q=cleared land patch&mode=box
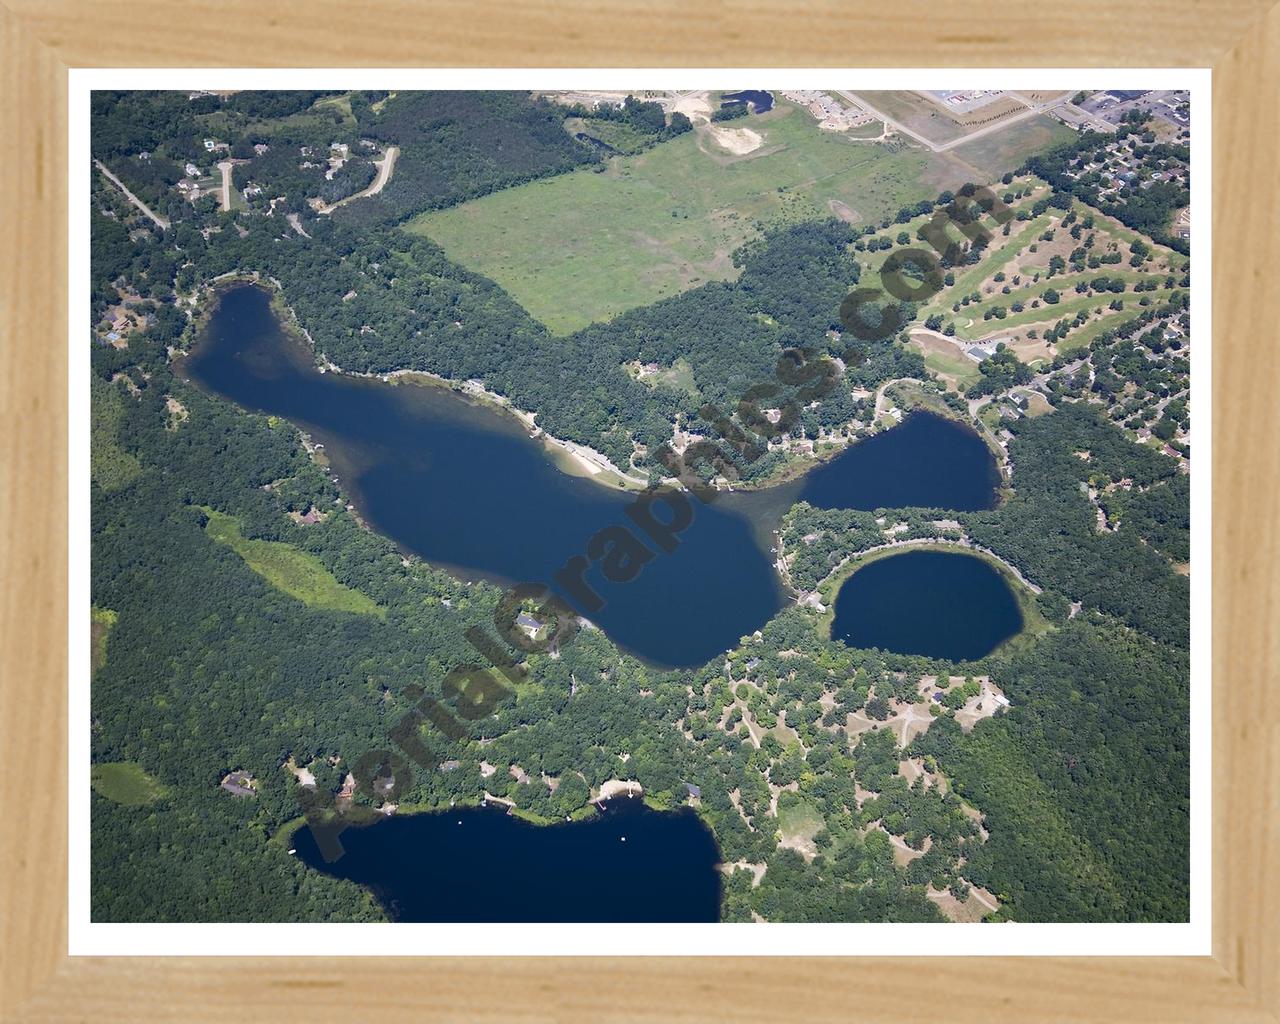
[406,99,974,334]
[626,356,699,396]
[563,116,656,155]
[92,761,167,805]
[776,792,825,858]
[203,508,383,616]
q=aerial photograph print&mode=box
[86,84,1194,931]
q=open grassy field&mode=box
[203,508,383,617]
[91,761,167,805]
[947,115,1075,180]
[406,99,979,334]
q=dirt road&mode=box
[316,146,399,214]
[94,160,170,229]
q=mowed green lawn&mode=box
[203,508,383,617]
[405,100,961,334]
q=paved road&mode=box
[839,91,1071,154]
[94,159,170,229]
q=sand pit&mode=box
[910,328,969,362]
[707,124,763,155]
[672,92,713,122]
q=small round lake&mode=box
[830,549,1023,661]
[292,798,722,922]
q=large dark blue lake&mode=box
[292,798,721,922]
[185,284,1000,667]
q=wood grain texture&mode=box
[1212,3,1280,1015]
[0,0,1276,1019]
[0,3,69,1020]
[2,0,1278,66]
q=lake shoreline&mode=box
[187,276,664,494]
[815,540,1050,661]
[283,794,725,922]
[177,275,999,504]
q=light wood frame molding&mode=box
[2,3,1277,1020]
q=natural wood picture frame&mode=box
[2,2,1276,1019]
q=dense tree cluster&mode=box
[115,206,908,482]
[967,345,1034,398]
[332,91,602,227]
[562,94,693,140]
[913,617,1188,921]
[964,402,1188,647]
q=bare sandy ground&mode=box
[953,677,1008,732]
[284,755,316,788]
[706,123,763,155]
[720,860,767,886]
[596,779,643,800]
[164,395,189,430]
[671,92,713,121]
[908,328,972,382]
[827,199,861,223]
[867,823,929,866]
